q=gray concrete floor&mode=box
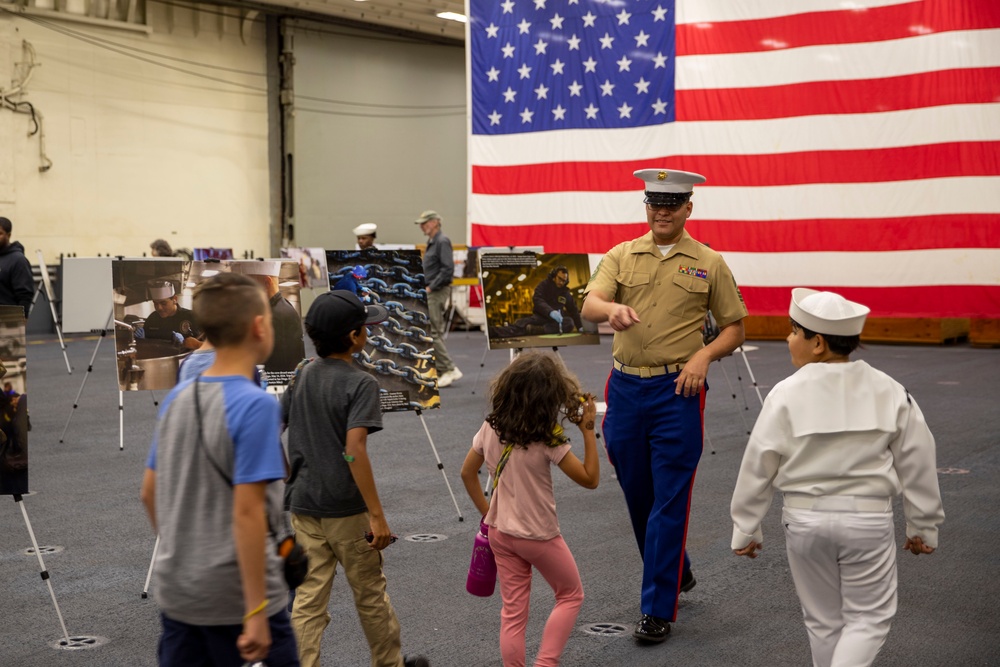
[2,330,999,666]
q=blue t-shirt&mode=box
[147,375,287,625]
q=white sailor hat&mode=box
[634,168,706,206]
[148,280,175,300]
[789,288,870,336]
[232,260,281,277]
[352,223,377,237]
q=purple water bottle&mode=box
[466,520,497,597]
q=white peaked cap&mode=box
[148,280,175,300]
[353,223,377,236]
[789,288,870,336]
[633,168,706,194]
[233,260,281,277]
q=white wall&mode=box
[0,3,272,264]
[288,20,466,251]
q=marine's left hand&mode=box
[903,536,935,555]
[674,353,710,397]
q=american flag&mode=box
[467,0,1000,318]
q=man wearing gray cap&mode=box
[582,169,748,643]
[415,211,461,388]
[353,224,378,251]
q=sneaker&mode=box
[404,656,430,667]
[437,368,462,388]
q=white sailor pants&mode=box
[782,497,898,667]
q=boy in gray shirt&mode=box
[281,290,429,667]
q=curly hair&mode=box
[486,352,584,449]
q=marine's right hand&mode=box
[607,304,640,331]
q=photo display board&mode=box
[0,306,28,496]
[326,249,440,413]
[481,252,599,351]
[111,259,305,391]
[281,247,330,289]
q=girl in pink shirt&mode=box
[461,352,600,667]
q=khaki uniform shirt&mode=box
[585,230,748,367]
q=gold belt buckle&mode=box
[639,366,651,378]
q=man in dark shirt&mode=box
[0,217,35,318]
[233,261,305,377]
[140,280,202,350]
[415,210,461,388]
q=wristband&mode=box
[243,599,268,622]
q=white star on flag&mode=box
[651,5,668,21]
[568,80,583,96]
[634,30,650,47]
[616,9,631,25]
[583,57,597,72]
[599,33,615,49]
[582,12,596,27]
[500,0,514,14]
[502,87,517,103]
[617,55,632,72]
[617,101,633,118]
[534,83,549,99]
[517,19,531,34]
[600,79,615,96]
[518,63,532,79]
[534,39,548,55]
[488,110,502,125]
[653,52,667,68]
[652,98,668,114]
[486,67,500,82]
[549,13,563,29]
[567,34,581,50]
[520,108,534,123]
[584,104,599,119]
[502,43,515,58]
[552,104,566,120]
[634,77,650,94]
[485,23,499,38]
[550,58,565,75]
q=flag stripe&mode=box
[471,216,1000,255]
[686,215,1000,252]
[740,285,1000,318]
[676,0,914,24]
[471,177,1000,226]
[723,249,1000,287]
[469,104,1000,164]
[677,0,1000,56]
[676,67,1000,121]
[472,141,1000,193]
[676,30,1000,89]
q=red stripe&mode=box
[677,0,1000,56]
[471,217,1000,254]
[472,222,649,254]
[686,215,1000,252]
[741,285,1000,318]
[676,68,1000,121]
[471,141,1000,193]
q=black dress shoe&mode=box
[680,569,697,593]
[633,614,671,643]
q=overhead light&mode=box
[436,11,467,23]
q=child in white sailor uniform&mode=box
[730,288,945,667]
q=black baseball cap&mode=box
[304,290,388,338]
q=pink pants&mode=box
[489,528,584,667]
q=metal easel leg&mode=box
[737,346,766,407]
[14,495,72,646]
[60,311,112,443]
[415,409,464,522]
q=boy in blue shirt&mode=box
[141,273,299,666]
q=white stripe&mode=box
[676,0,915,25]
[725,249,1000,287]
[470,177,1000,225]
[676,29,1000,89]
[468,104,1000,165]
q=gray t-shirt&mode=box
[148,376,288,625]
[281,358,383,517]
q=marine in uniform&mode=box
[582,169,748,643]
[139,280,202,350]
[353,223,378,250]
[730,289,944,667]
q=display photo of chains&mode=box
[327,249,441,412]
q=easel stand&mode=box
[12,494,74,647]
[414,408,464,522]
[60,310,145,450]
[142,535,160,598]
[30,280,72,375]
[60,312,112,444]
